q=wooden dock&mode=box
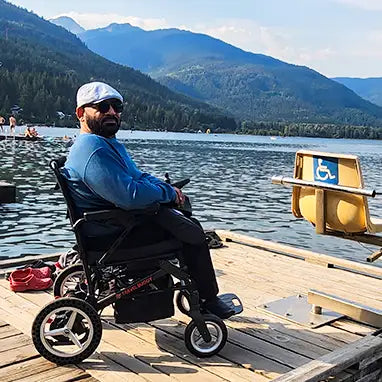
[0,230,381,381]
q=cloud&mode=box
[333,0,382,11]
[184,19,334,68]
[53,12,168,30]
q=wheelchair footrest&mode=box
[218,293,243,315]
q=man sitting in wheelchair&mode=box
[63,81,235,320]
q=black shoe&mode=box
[203,296,235,319]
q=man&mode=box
[9,115,16,136]
[63,81,234,319]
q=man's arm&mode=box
[83,148,177,210]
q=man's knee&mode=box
[155,207,206,245]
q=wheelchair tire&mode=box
[53,264,85,298]
[32,297,102,365]
[175,291,190,315]
[184,314,227,358]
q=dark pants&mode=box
[151,207,219,300]
[84,207,219,300]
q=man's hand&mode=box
[173,186,186,206]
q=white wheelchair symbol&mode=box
[315,158,336,181]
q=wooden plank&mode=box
[95,325,174,382]
[121,319,284,380]
[0,334,31,353]
[272,334,382,382]
[213,239,382,305]
[0,288,169,382]
[212,241,382,307]
[14,279,278,380]
[79,351,147,382]
[307,290,382,328]
[0,357,57,382]
[0,344,39,367]
[216,230,382,278]
[150,317,307,369]
[0,324,22,339]
[331,319,376,337]
[209,267,363,345]
[16,364,90,382]
[99,321,229,382]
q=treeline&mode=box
[239,121,382,139]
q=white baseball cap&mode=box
[76,82,123,108]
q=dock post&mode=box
[0,181,16,203]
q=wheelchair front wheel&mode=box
[32,297,102,365]
[176,291,191,315]
[184,314,227,357]
[53,264,85,298]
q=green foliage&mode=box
[0,0,237,131]
[239,121,382,139]
[159,61,382,127]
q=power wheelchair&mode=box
[32,157,242,365]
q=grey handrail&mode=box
[271,176,376,198]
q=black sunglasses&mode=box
[85,99,123,114]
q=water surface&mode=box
[1,128,382,267]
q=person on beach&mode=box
[0,116,5,133]
[9,115,16,136]
[63,81,234,319]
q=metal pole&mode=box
[271,176,376,197]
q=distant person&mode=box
[24,126,38,138]
[0,116,5,133]
[9,116,16,136]
[31,127,38,137]
[24,126,33,138]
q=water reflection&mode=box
[1,132,382,267]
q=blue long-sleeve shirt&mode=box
[63,133,176,214]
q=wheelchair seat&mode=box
[87,238,183,266]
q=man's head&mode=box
[76,82,124,138]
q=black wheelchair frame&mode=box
[31,157,233,365]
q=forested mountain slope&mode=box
[333,77,382,107]
[0,1,236,131]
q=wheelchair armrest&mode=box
[83,204,160,222]
[83,209,121,222]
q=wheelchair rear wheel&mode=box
[32,297,102,365]
[184,314,227,357]
[54,264,85,298]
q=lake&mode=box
[1,127,382,267]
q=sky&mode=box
[8,0,382,78]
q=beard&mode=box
[86,114,121,138]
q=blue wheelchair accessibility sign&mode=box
[313,156,338,184]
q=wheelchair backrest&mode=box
[292,150,369,233]
[50,157,81,227]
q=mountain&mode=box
[80,23,382,126]
[0,1,236,132]
[333,77,382,107]
[50,16,85,35]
